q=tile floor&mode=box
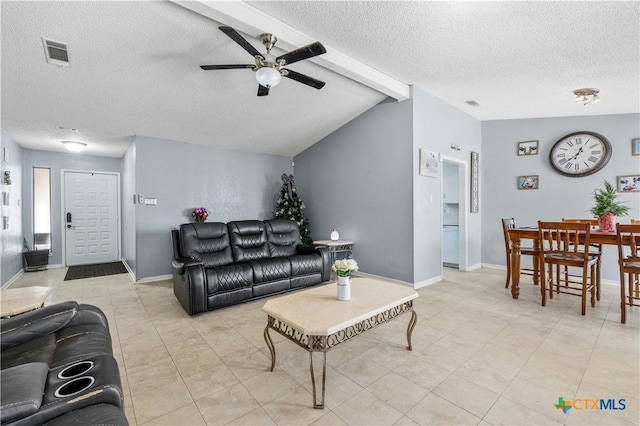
[6,267,639,425]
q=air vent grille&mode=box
[42,38,69,67]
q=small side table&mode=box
[1,286,51,317]
[313,240,354,267]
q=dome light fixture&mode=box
[573,88,600,105]
[62,141,87,152]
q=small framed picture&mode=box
[2,147,7,162]
[632,138,640,156]
[617,175,640,192]
[517,175,539,190]
[419,149,439,178]
[517,140,539,156]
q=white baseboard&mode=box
[466,263,483,271]
[2,269,24,289]
[136,274,172,284]
[353,271,414,287]
[482,263,507,271]
[414,275,443,289]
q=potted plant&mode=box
[22,238,49,271]
[590,180,629,231]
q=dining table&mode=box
[507,226,622,299]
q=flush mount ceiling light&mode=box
[574,88,600,105]
[62,141,86,152]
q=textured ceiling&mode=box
[1,1,638,158]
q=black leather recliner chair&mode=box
[172,219,330,315]
[1,301,128,425]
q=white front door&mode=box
[64,171,119,266]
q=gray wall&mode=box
[295,97,415,282]
[1,130,24,286]
[412,86,482,282]
[21,149,122,267]
[295,87,482,285]
[132,136,292,280]
[482,113,640,281]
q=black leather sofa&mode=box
[0,301,128,425]
[171,219,330,315]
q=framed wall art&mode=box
[517,140,538,156]
[419,149,439,178]
[632,138,640,156]
[617,175,640,192]
[517,175,539,190]
[470,151,479,212]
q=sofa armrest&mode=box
[172,257,203,276]
[1,301,78,350]
[296,245,330,281]
[0,362,49,424]
[173,262,207,316]
[296,244,319,254]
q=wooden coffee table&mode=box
[1,286,51,317]
[262,277,418,409]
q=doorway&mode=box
[63,171,120,266]
[441,157,467,270]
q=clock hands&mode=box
[569,146,584,160]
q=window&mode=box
[33,167,51,250]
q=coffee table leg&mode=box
[264,325,276,372]
[407,310,417,350]
[309,351,327,409]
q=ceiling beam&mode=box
[171,0,410,101]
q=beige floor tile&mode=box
[332,390,404,425]
[393,416,419,425]
[183,363,240,401]
[261,385,327,425]
[242,370,300,405]
[334,354,390,388]
[195,383,260,425]
[433,374,499,418]
[311,411,348,426]
[131,378,194,425]
[367,371,429,414]
[405,393,481,425]
[141,403,206,425]
[483,396,561,425]
[502,377,569,423]
[453,359,515,394]
[8,267,640,426]
[225,407,276,425]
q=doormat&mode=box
[64,261,128,281]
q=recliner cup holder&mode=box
[54,376,95,398]
[57,360,95,379]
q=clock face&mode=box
[549,131,612,177]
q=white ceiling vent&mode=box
[42,38,69,67]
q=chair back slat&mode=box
[538,221,591,259]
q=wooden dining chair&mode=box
[538,221,598,315]
[562,218,602,301]
[615,223,640,324]
[501,218,537,288]
[631,219,640,224]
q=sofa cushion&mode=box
[265,219,300,257]
[180,223,233,267]
[0,362,48,424]
[228,221,270,262]
[205,263,253,294]
[250,257,291,283]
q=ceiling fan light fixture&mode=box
[573,88,600,105]
[256,66,281,88]
[62,141,86,152]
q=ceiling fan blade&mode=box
[200,64,255,70]
[282,69,325,89]
[257,85,269,96]
[219,26,263,59]
[276,42,326,65]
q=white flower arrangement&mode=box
[332,258,358,277]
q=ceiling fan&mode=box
[200,26,327,96]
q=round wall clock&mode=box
[548,131,612,177]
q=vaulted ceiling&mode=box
[1,1,638,158]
